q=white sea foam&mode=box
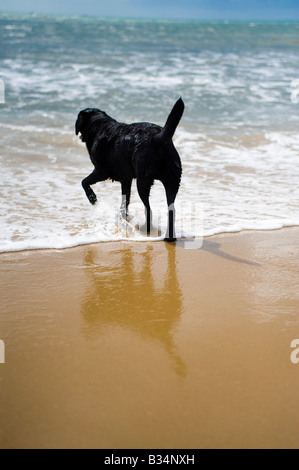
[0,122,298,253]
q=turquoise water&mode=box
[0,13,299,250]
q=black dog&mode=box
[75,98,184,242]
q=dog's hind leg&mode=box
[137,179,153,234]
[82,169,102,205]
[120,180,132,220]
[162,184,178,242]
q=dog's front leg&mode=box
[82,169,101,205]
[137,179,153,234]
[120,180,132,219]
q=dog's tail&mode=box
[160,97,185,140]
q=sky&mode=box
[0,0,299,21]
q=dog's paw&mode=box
[164,237,177,243]
[120,210,131,221]
[89,195,97,205]
[137,223,153,235]
[86,189,97,205]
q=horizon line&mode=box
[1,9,299,23]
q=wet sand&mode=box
[0,228,299,449]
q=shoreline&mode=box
[1,227,299,449]
[1,224,299,256]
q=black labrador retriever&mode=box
[75,98,184,242]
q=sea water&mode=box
[0,13,299,251]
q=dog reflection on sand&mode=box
[80,243,186,377]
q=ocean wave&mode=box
[1,220,298,254]
[1,126,299,254]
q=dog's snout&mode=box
[75,119,80,135]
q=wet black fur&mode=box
[75,98,184,242]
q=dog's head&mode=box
[75,108,101,142]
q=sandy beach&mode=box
[1,7,299,452]
[0,227,298,449]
